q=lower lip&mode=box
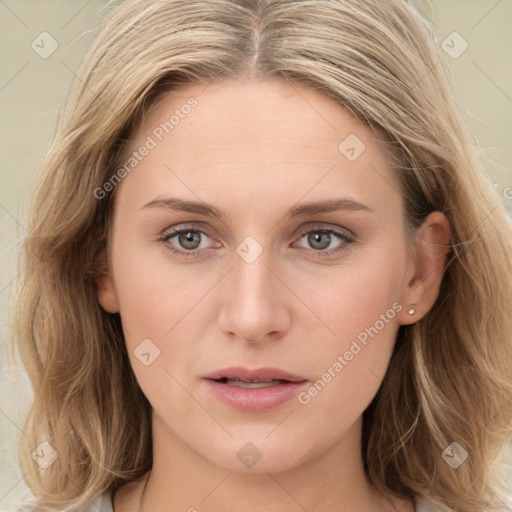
[204,379,308,412]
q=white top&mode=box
[2,492,454,511]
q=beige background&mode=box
[1,0,511,508]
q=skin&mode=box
[96,79,450,512]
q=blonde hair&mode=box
[13,0,512,510]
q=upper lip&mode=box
[203,366,307,382]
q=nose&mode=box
[217,244,291,344]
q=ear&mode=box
[94,248,120,314]
[398,211,451,325]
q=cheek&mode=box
[304,241,406,339]
[294,244,406,407]
[109,229,206,338]
[112,222,407,353]
[110,249,202,409]
[112,219,406,384]
[108,232,222,401]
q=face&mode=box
[97,79,435,474]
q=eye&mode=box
[294,227,354,257]
[159,226,219,258]
[158,224,355,259]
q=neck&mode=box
[116,412,414,512]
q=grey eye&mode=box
[307,231,332,250]
[177,230,202,250]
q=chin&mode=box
[197,431,317,474]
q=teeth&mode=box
[224,378,284,388]
[231,378,274,382]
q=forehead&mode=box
[138,79,380,159]
[118,79,402,217]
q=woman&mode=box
[8,0,512,511]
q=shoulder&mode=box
[415,495,453,511]
[1,491,113,512]
[415,493,512,512]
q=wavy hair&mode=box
[12,0,512,510]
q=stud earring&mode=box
[408,308,416,315]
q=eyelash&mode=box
[158,225,355,259]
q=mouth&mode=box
[202,367,308,411]
[203,366,306,383]
[213,377,296,388]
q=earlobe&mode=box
[399,211,451,325]
[94,249,120,314]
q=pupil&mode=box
[180,231,200,250]
[309,231,330,250]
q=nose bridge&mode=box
[218,236,289,342]
[234,243,273,303]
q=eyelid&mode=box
[160,221,354,241]
[160,223,211,239]
[292,225,355,257]
[160,224,220,247]
[295,221,355,240]
[158,221,356,258]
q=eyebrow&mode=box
[141,197,373,219]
